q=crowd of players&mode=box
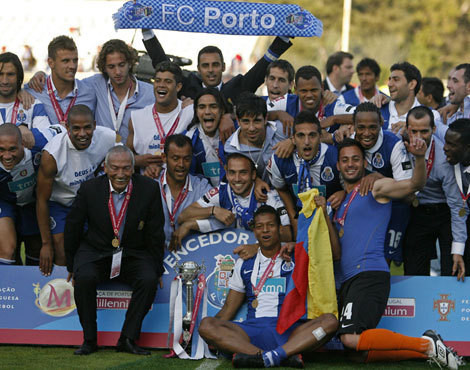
[0,30,469,368]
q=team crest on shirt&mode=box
[321,166,334,181]
[372,152,385,169]
[206,254,236,309]
[33,153,42,166]
[20,169,27,177]
[17,110,27,123]
[281,260,295,272]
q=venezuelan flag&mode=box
[276,188,338,334]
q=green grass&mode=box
[0,346,468,370]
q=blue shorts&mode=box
[233,317,301,351]
[0,199,39,236]
[49,201,71,234]
[385,201,411,263]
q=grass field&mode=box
[0,346,468,370]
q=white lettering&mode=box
[161,4,176,23]
[164,254,177,274]
[237,232,249,245]
[224,231,237,244]
[185,238,199,252]
[222,13,237,28]
[198,234,210,248]
[209,232,222,245]
[204,7,220,26]
[172,246,189,260]
[260,14,275,29]
[250,10,259,28]
[177,5,194,25]
[238,13,250,28]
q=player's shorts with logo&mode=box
[337,271,390,335]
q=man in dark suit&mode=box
[64,145,165,356]
[322,51,354,96]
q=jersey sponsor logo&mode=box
[341,323,354,328]
[401,161,412,170]
[7,174,36,192]
[243,269,253,274]
[321,166,334,181]
[202,161,220,178]
[372,152,385,168]
[281,261,294,272]
[257,277,286,294]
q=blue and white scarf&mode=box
[113,0,322,37]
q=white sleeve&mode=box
[333,99,355,115]
[196,187,221,207]
[267,190,290,226]
[267,155,286,189]
[228,258,246,293]
[391,141,413,180]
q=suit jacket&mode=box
[322,78,354,94]
[64,174,165,276]
[143,36,292,108]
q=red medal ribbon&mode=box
[46,76,77,125]
[186,274,206,344]
[252,252,280,297]
[333,184,360,227]
[152,104,181,151]
[108,180,133,243]
[425,140,435,179]
[10,98,20,125]
[160,170,189,229]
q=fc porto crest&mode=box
[433,294,455,321]
[17,110,27,123]
[372,152,385,169]
[321,166,334,182]
[206,254,235,309]
[285,9,314,30]
[124,1,153,22]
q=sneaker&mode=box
[232,352,265,368]
[422,330,460,369]
[281,354,304,368]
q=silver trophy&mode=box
[174,261,206,345]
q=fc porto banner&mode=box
[113,0,323,37]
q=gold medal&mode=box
[138,220,144,230]
[154,149,162,156]
[459,208,466,217]
[412,198,419,207]
[115,133,122,143]
[112,237,120,248]
[251,299,259,308]
[339,228,344,238]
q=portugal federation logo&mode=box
[33,279,76,317]
[433,294,455,322]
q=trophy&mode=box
[174,261,206,347]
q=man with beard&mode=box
[403,106,466,279]
[335,138,461,369]
[36,105,115,276]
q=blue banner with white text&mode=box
[113,0,323,37]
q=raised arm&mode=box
[372,137,427,202]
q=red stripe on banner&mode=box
[0,329,168,348]
[276,241,309,334]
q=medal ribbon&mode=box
[333,184,360,227]
[425,139,435,179]
[107,79,132,133]
[46,76,77,124]
[230,186,258,229]
[10,98,20,125]
[454,164,470,203]
[153,104,181,151]
[252,252,280,298]
[108,180,133,244]
[160,170,190,228]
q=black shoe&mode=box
[116,337,151,355]
[74,340,97,355]
[232,352,265,368]
[422,329,460,370]
[281,354,304,368]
